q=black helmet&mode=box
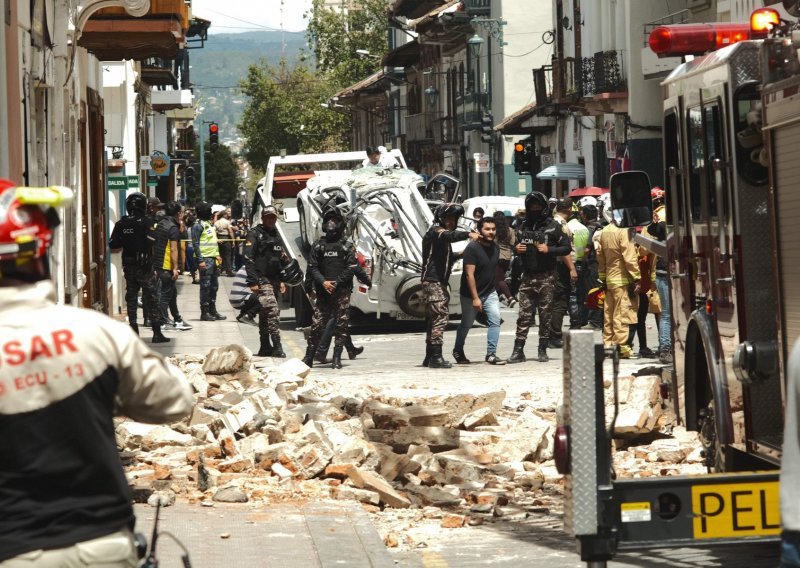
[524,191,548,212]
[434,203,464,224]
[196,201,213,221]
[279,258,303,287]
[322,207,345,237]
[126,192,147,214]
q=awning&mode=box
[536,163,586,180]
[382,40,420,68]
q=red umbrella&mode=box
[568,186,608,198]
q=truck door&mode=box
[701,98,739,337]
[664,104,694,379]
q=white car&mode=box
[296,167,463,320]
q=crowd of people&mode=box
[418,187,673,367]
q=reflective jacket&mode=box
[0,281,193,563]
[597,224,640,289]
[191,220,219,262]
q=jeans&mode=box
[656,273,671,352]
[199,256,220,306]
[782,531,800,567]
[454,290,501,356]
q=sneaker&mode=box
[485,353,506,365]
[619,346,639,359]
[173,319,193,331]
[236,313,259,327]
[659,350,673,364]
[638,347,658,359]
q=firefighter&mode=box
[597,206,641,359]
[243,205,288,357]
[507,191,571,364]
[0,179,193,567]
[302,207,359,369]
[191,202,226,322]
[109,191,158,337]
[420,203,478,368]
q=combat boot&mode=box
[331,346,344,369]
[422,344,431,367]
[302,344,318,367]
[209,302,227,320]
[257,335,273,357]
[506,339,526,364]
[345,336,363,360]
[200,305,215,321]
[270,334,286,358]
[428,345,452,369]
[537,340,550,363]
[152,324,170,344]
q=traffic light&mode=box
[184,166,195,187]
[480,112,494,144]
[209,122,219,152]
[514,141,532,174]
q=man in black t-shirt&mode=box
[452,217,505,365]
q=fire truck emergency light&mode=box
[649,23,752,57]
[750,8,780,38]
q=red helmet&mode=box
[651,187,665,200]
[0,180,72,282]
[586,287,605,310]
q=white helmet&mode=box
[596,193,611,210]
[578,196,597,208]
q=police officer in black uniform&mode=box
[303,207,358,370]
[243,205,288,357]
[420,203,477,368]
[507,191,571,364]
[109,192,163,339]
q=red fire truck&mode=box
[557,7,799,564]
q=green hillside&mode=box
[190,31,308,143]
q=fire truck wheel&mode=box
[396,276,427,319]
[698,400,726,473]
[294,286,313,327]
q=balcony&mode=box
[464,0,490,16]
[581,50,627,97]
[405,113,435,143]
[151,88,193,111]
[141,57,177,88]
[434,116,459,146]
[78,0,190,61]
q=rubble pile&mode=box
[119,346,704,546]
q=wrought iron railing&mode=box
[463,0,490,16]
[581,50,626,97]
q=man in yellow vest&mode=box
[191,202,226,321]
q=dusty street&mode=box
[131,277,782,567]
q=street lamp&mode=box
[355,49,380,59]
[424,86,439,108]
[468,33,484,58]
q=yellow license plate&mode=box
[691,480,781,539]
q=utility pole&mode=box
[199,120,206,201]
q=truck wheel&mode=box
[694,342,729,473]
[294,286,313,327]
[298,202,310,251]
[396,276,426,319]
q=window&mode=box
[733,83,768,186]
[703,104,722,219]
[664,110,681,225]
[687,107,704,220]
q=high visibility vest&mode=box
[198,221,219,258]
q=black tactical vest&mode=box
[318,240,348,279]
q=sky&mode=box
[191,0,314,35]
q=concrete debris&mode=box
[123,349,702,549]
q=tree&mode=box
[186,142,239,205]
[306,0,389,88]
[238,59,350,168]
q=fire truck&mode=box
[557,7,800,565]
